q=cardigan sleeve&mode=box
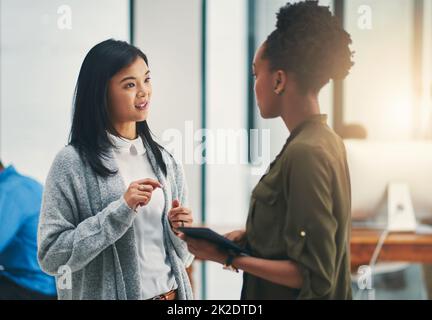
[165,153,195,268]
[37,147,137,276]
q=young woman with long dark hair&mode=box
[38,39,194,300]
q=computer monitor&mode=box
[345,140,432,227]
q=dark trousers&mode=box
[0,276,57,300]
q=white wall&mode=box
[0,0,130,182]
[205,0,248,300]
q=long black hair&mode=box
[69,39,167,177]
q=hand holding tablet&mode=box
[177,227,251,256]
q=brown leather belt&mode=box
[148,289,177,300]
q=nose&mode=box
[137,87,149,98]
[137,80,150,97]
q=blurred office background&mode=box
[1,0,432,299]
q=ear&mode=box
[273,70,287,95]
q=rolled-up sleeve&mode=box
[282,144,337,299]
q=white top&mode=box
[107,132,177,299]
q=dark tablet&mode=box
[178,227,250,255]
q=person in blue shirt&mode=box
[0,160,57,299]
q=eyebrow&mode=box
[120,70,151,83]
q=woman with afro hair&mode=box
[182,1,354,299]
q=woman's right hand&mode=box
[224,229,246,246]
[124,178,163,211]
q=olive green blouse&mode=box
[241,114,352,300]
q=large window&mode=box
[344,0,432,140]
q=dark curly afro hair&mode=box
[263,1,354,94]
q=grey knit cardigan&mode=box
[37,141,194,300]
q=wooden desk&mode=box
[350,228,432,270]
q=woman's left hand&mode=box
[179,234,228,264]
[168,199,193,235]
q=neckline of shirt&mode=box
[107,132,147,156]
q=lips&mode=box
[135,101,149,110]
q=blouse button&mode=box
[129,145,138,155]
